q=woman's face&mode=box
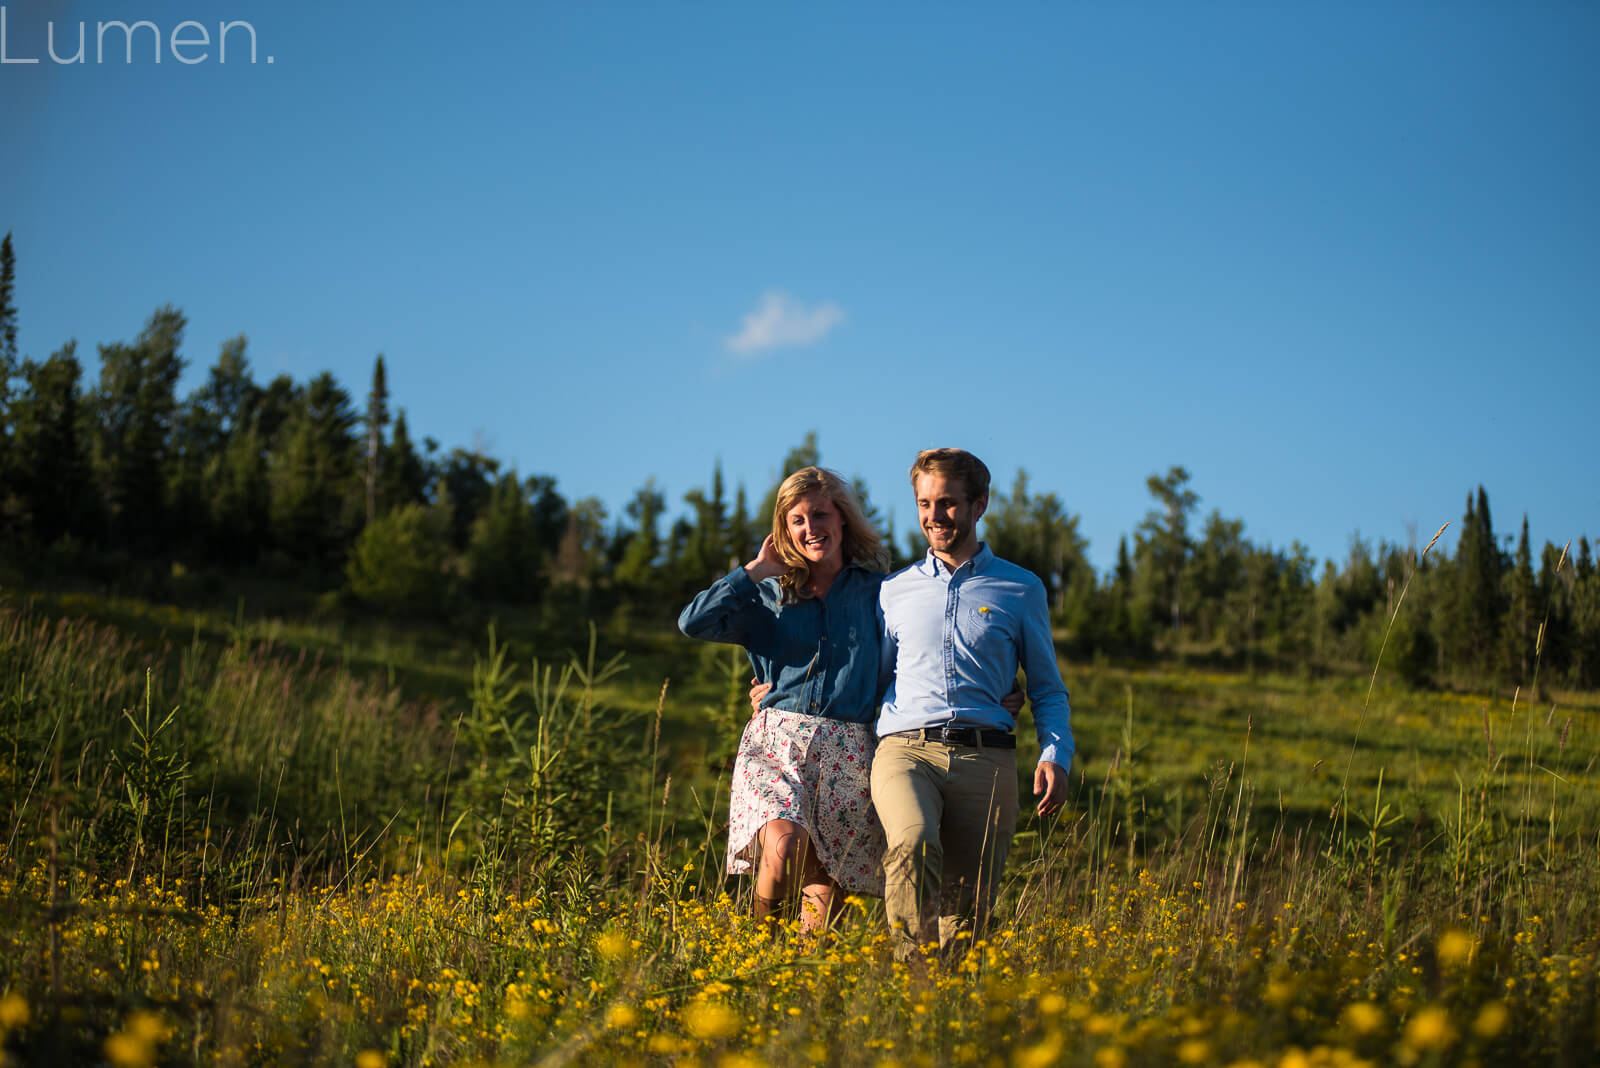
[784,491,845,568]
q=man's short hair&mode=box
[908,448,990,501]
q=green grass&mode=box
[1,586,1597,1065]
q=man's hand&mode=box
[748,678,772,717]
[1032,760,1068,817]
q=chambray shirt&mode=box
[877,544,1074,767]
[678,564,887,725]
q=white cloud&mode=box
[724,291,845,356]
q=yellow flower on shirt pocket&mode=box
[966,603,1004,630]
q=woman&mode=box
[678,466,889,932]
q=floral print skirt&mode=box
[726,709,885,896]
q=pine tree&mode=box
[89,307,186,550]
[1453,486,1504,677]
[465,471,542,602]
[728,483,753,566]
[10,342,92,544]
[1501,516,1536,684]
[0,233,18,502]
[364,355,390,526]
[267,373,359,567]
[378,409,428,514]
[1135,466,1198,642]
[676,462,730,594]
[437,448,499,550]
[0,233,16,375]
[211,423,268,563]
[616,478,666,590]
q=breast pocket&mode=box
[963,603,1013,652]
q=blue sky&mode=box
[5,1,1596,571]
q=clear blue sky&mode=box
[5,1,1596,571]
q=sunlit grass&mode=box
[2,594,1596,1065]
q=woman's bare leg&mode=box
[754,819,809,933]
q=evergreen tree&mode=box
[199,336,258,436]
[378,409,429,514]
[1501,516,1536,684]
[0,232,16,377]
[1106,535,1143,652]
[677,462,730,595]
[0,233,17,517]
[436,448,499,549]
[728,483,753,566]
[89,306,186,550]
[211,423,268,563]
[1453,486,1504,676]
[364,355,390,526]
[553,496,608,589]
[616,478,666,590]
[268,373,359,567]
[465,471,543,602]
[1188,510,1246,645]
[1135,466,1198,642]
[525,475,568,556]
[1572,538,1600,688]
[9,342,92,545]
[346,501,451,616]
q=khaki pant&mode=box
[870,733,1019,959]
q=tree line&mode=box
[1,232,1596,689]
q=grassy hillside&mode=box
[1,588,1596,1065]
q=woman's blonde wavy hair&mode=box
[771,466,887,600]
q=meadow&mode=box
[1,587,1596,1067]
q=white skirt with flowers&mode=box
[726,709,885,895]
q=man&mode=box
[872,447,1073,960]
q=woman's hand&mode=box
[1001,683,1025,716]
[748,678,773,717]
[744,535,785,582]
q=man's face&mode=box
[914,472,986,559]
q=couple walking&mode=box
[679,448,1073,959]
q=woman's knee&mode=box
[759,820,810,870]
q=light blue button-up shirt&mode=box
[877,544,1074,767]
[679,564,886,725]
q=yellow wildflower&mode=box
[1014,1034,1061,1068]
[1339,1001,1385,1038]
[1436,929,1474,968]
[595,930,630,961]
[0,993,28,1030]
[355,1052,387,1068]
[1403,1006,1456,1051]
[1472,1000,1510,1039]
[1094,1047,1128,1068]
[683,999,741,1041]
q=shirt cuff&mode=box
[722,565,763,600]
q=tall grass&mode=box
[1,592,1597,1066]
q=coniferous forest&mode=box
[1,233,1593,692]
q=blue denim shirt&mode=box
[877,544,1074,767]
[679,564,887,725]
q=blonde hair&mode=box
[908,448,991,501]
[771,466,886,600]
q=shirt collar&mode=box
[922,542,993,577]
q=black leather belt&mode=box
[893,727,1016,749]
